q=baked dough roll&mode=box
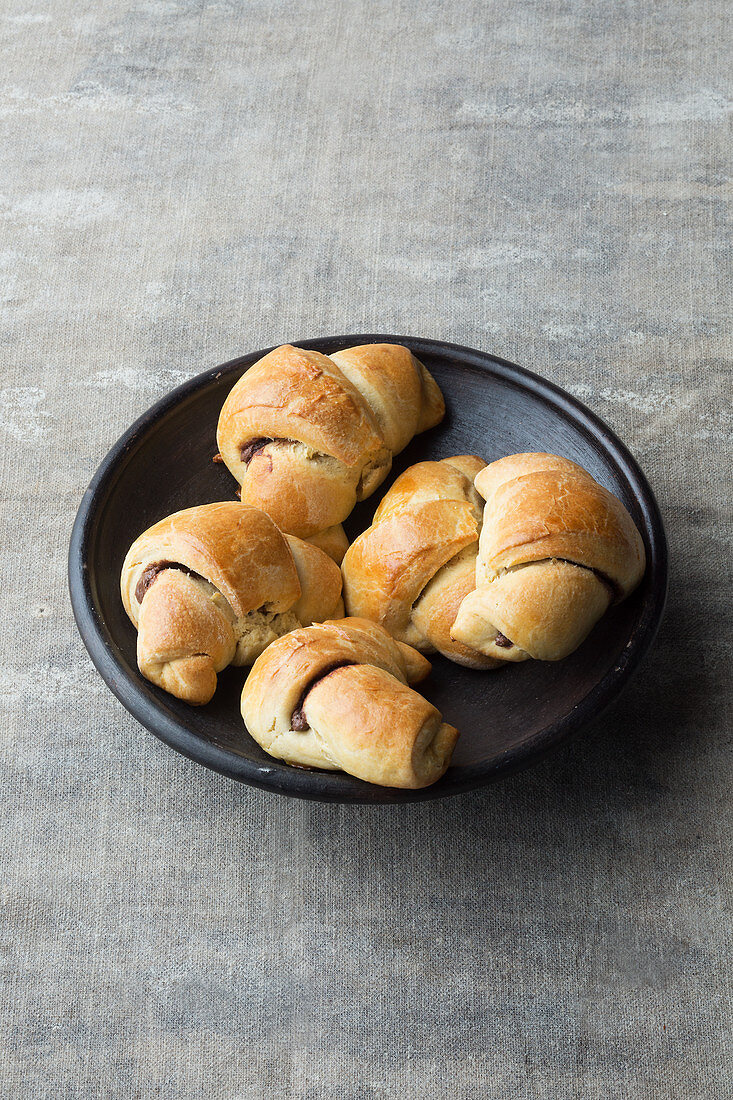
[451,453,646,662]
[241,618,459,788]
[341,456,499,669]
[121,502,343,704]
[216,343,445,538]
[304,523,349,565]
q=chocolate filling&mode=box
[494,632,513,649]
[240,437,288,464]
[507,558,619,601]
[290,661,356,731]
[135,561,204,604]
[555,558,619,601]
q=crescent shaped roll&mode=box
[241,618,459,789]
[450,453,646,662]
[303,523,349,565]
[120,502,343,704]
[216,343,445,538]
[341,456,500,669]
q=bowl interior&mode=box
[71,336,666,802]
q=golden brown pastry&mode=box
[241,617,459,788]
[451,453,646,662]
[216,343,445,538]
[341,456,499,669]
[121,502,343,704]
[304,523,349,565]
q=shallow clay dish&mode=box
[68,335,667,803]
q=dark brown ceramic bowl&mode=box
[68,335,667,803]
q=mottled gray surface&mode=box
[1,0,731,1096]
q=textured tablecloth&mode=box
[1,1,731,1096]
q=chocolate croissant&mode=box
[241,618,459,788]
[120,502,343,704]
[450,453,646,662]
[341,456,499,669]
[216,343,445,538]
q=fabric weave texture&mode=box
[1,1,730,1097]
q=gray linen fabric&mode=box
[1,1,731,1096]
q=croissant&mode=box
[450,453,646,662]
[120,502,343,704]
[302,522,349,565]
[216,343,445,538]
[241,617,459,788]
[341,456,499,669]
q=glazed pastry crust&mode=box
[329,343,444,454]
[121,502,300,624]
[304,523,349,565]
[136,570,237,704]
[452,453,646,661]
[219,345,385,466]
[476,455,645,596]
[121,502,343,704]
[241,618,458,788]
[216,343,445,537]
[341,456,499,668]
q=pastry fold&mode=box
[121,502,343,704]
[217,343,445,538]
[451,453,646,661]
[342,456,498,668]
[241,618,458,788]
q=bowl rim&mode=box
[68,334,668,803]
